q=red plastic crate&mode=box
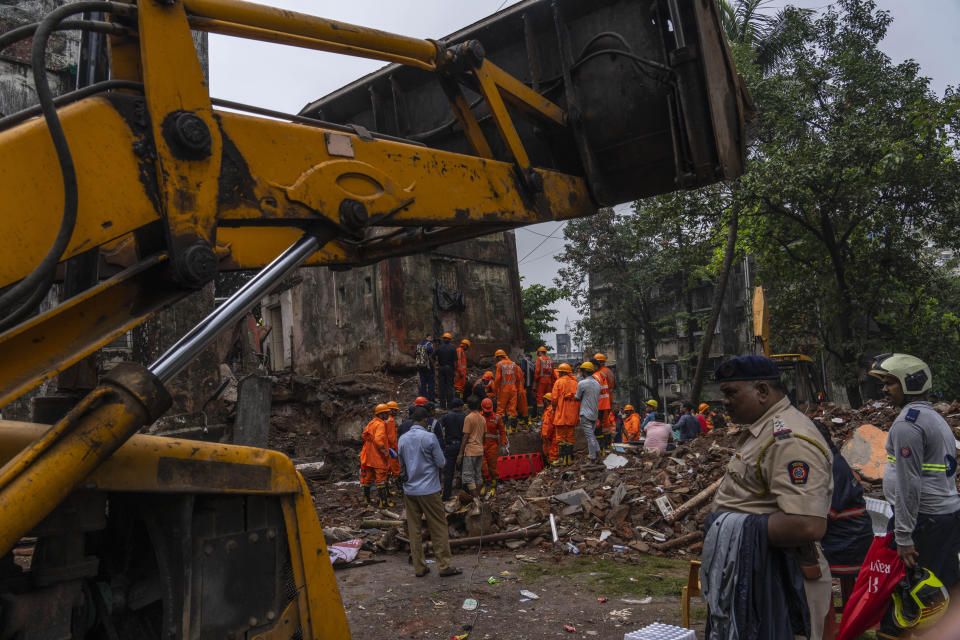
[484,452,544,480]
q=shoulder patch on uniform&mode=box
[773,418,793,440]
[787,460,810,485]
[900,446,912,458]
[905,408,920,423]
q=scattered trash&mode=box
[640,597,652,604]
[597,596,608,603]
[612,545,629,553]
[487,577,500,584]
[450,634,469,640]
[565,542,581,555]
[426,559,435,564]
[599,530,612,542]
[462,599,478,611]
[832,417,845,423]
[328,538,362,565]
[603,453,628,469]
[608,608,632,621]
[333,480,360,486]
[621,598,645,604]
[654,495,674,518]
[629,578,639,582]
[519,590,539,600]
[564,625,576,632]
[499,570,512,576]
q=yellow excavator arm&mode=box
[0,0,748,637]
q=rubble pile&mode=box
[312,429,741,562]
[308,399,960,567]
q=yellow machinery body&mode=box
[752,286,826,406]
[0,0,749,636]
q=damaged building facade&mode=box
[258,232,525,377]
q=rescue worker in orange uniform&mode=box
[591,358,612,449]
[592,353,615,434]
[360,404,396,507]
[698,402,715,432]
[385,400,401,495]
[540,392,558,465]
[622,404,642,442]
[454,339,471,399]
[471,371,494,404]
[534,346,556,415]
[491,349,523,432]
[479,397,507,497]
[551,363,580,465]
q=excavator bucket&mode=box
[301,0,751,206]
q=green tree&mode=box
[521,280,562,353]
[739,0,960,404]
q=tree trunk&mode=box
[691,212,739,405]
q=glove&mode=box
[388,448,398,459]
[498,446,507,456]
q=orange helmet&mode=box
[481,398,494,413]
[542,392,553,402]
[374,403,390,415]
[387,401,399,410]
[461,339,471,348]
[442,332,453,339]
[593,353,607,363]
[482,371,494,380]
[699,402,710,412]
[414,396,428,406]
[537,346,547,353]
[494,349,507,358]
[624,404,635,412]
[557,363,573,374]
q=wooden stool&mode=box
[681,560,702,629]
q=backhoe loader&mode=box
[0,0,749,636]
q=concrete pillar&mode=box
[233,376,272,447]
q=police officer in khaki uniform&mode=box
[710,355,834,640]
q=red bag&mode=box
[835,533,906,640]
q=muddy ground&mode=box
[335,548,706,639]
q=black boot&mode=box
[362,484,372,504]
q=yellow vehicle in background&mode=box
[0,0,749,636]
[752,286,826,407]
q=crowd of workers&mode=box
[358,341,960,638]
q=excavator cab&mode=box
[752,287,826,407]
[773,354,824,407]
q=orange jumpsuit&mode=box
[592,371,612,433]
[491,358,521,418]
[454,346,469,395]
[385,415,400,476]
[480,412,507,480]
[623,413,642,442]
[540,405,557,461]
[534,355,555,408]
[599,365,616,432]
[359,417,390,485]
[551,374,579,444]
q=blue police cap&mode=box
[451,398,465,408]
[714,355,781,382]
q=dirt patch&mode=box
[335,549,705,639]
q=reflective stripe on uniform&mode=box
[886,454,949,473]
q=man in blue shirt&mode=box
[675,402,700,444]
[398,407,461,578]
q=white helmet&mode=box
[868,353,932,395]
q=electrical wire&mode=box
[0,1,128,331]
[518,222,565,264]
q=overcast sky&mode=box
[209,0,959,350]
